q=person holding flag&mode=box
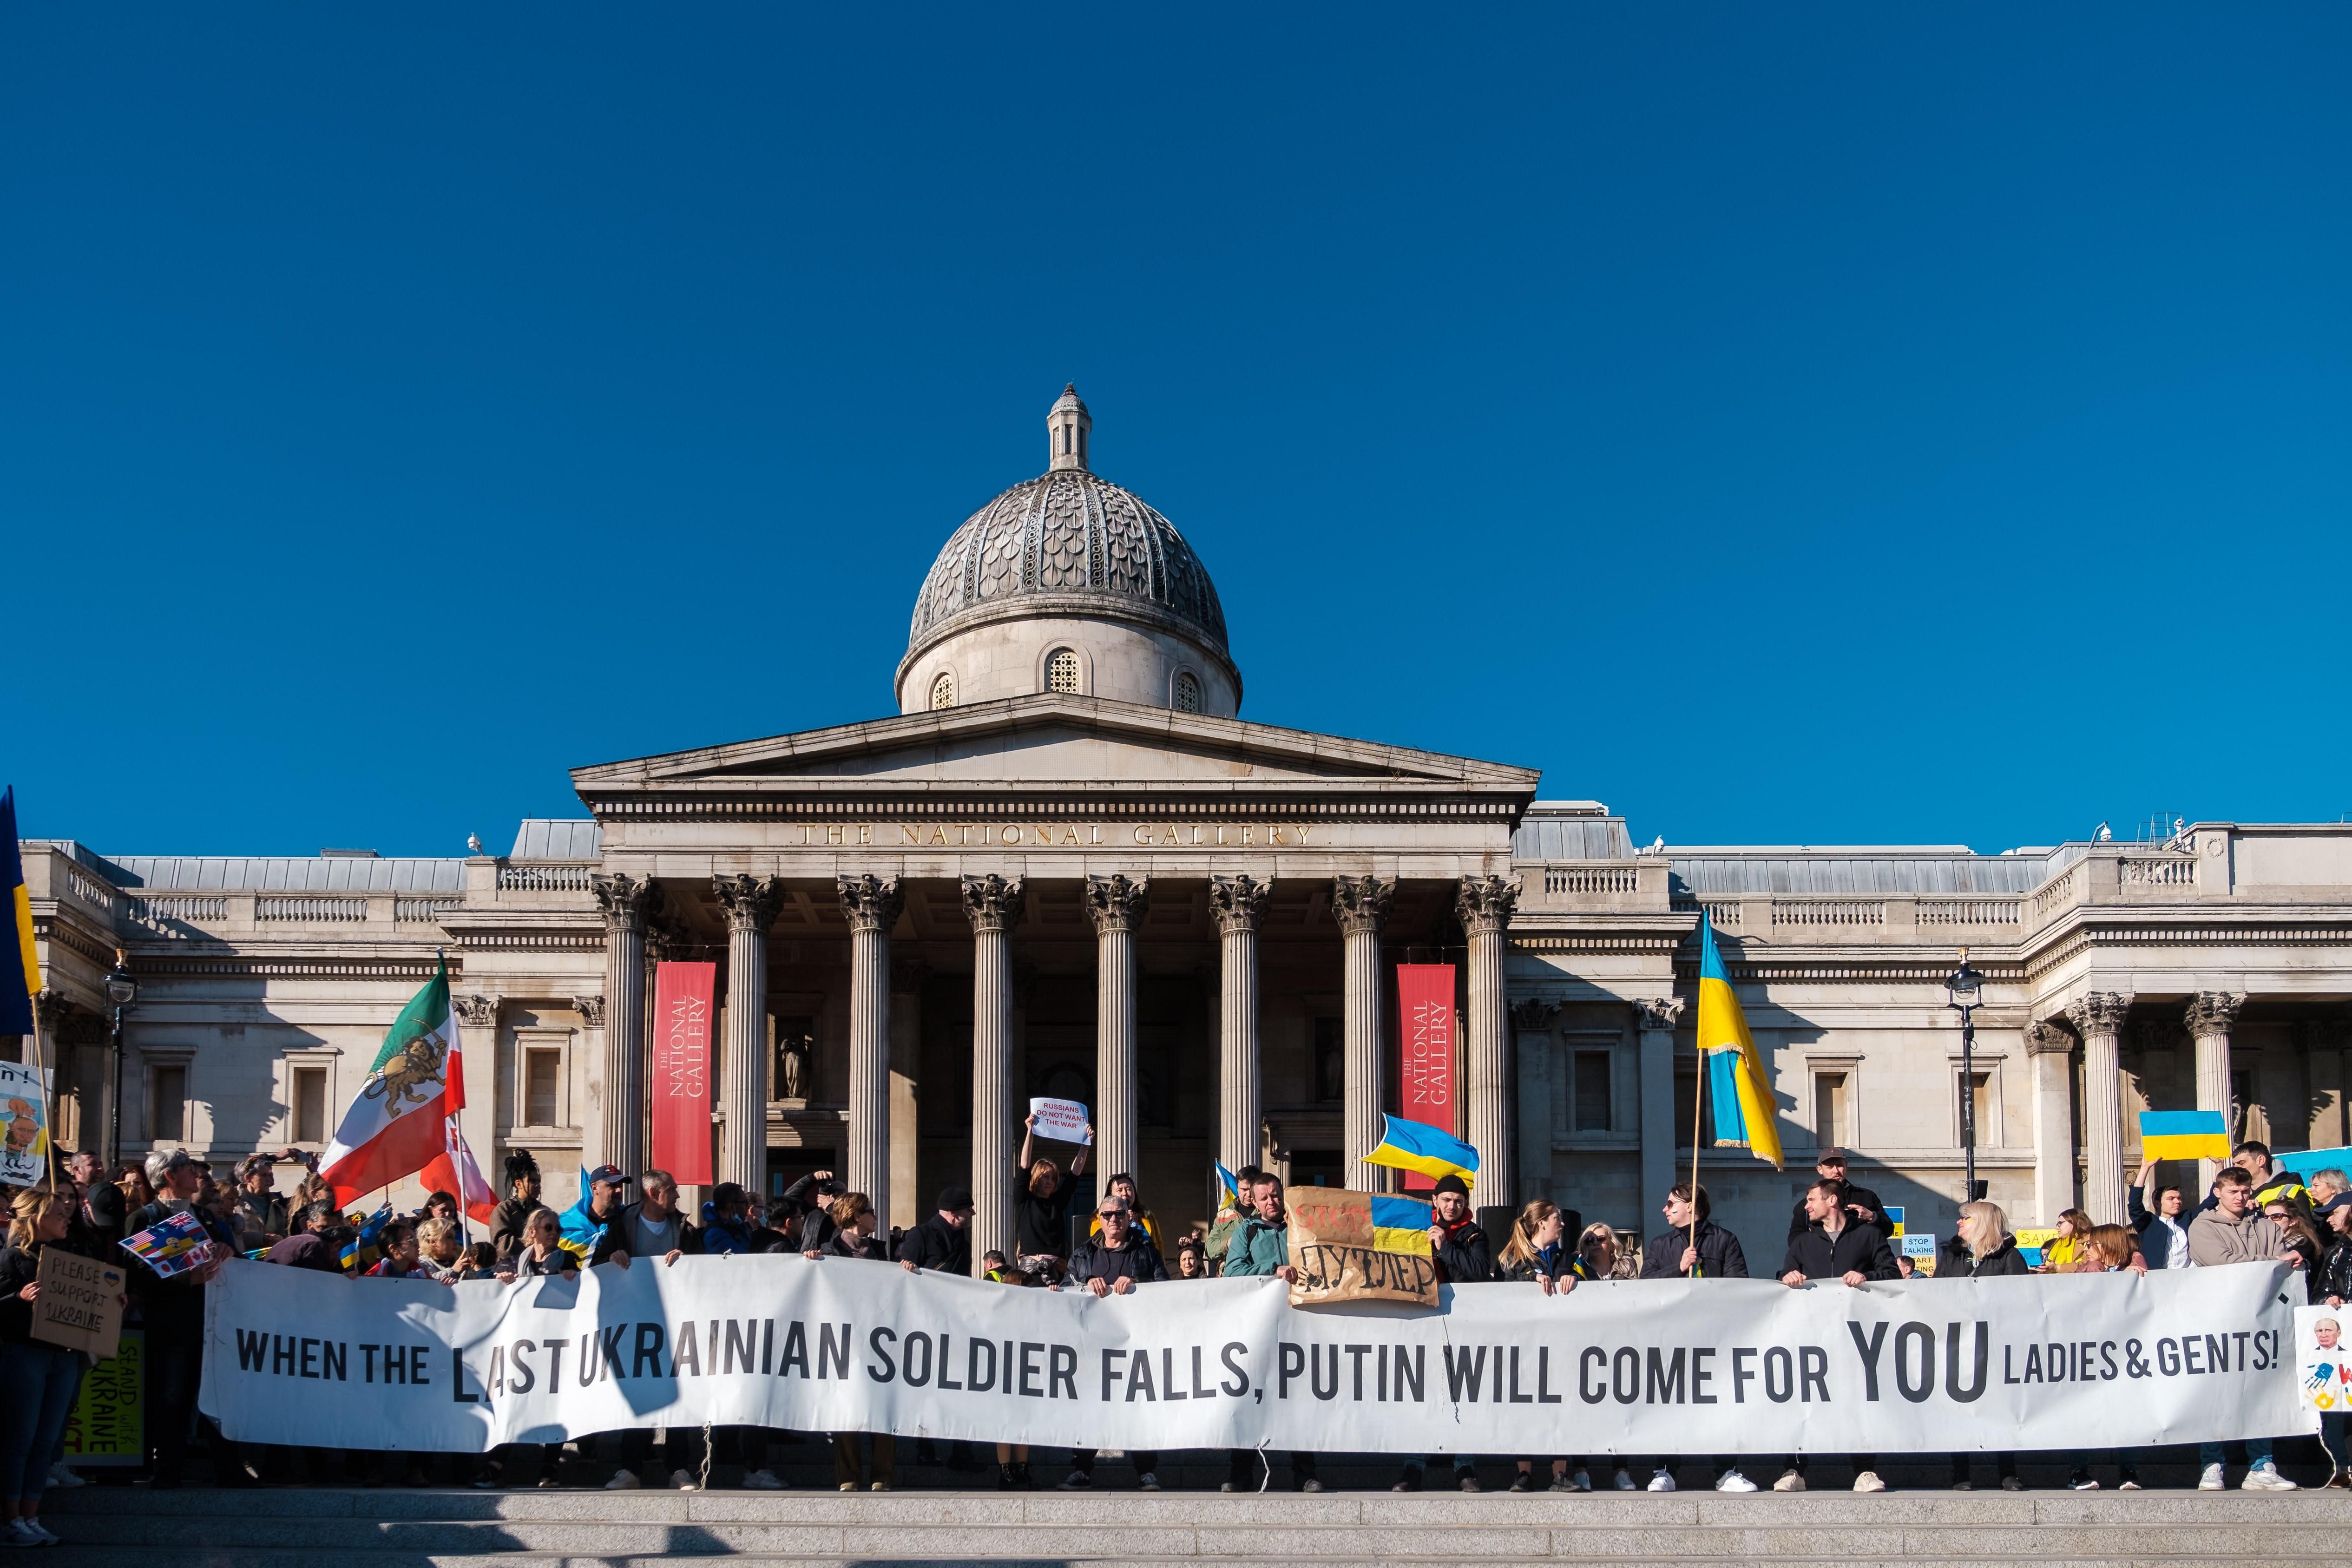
[317,955,467,1209]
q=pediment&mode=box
[572,694,1537,798]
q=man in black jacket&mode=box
[1057,1196,1169,1492]
[1636,1183,1755,1493]
[1396,1174,1490,1492]
[126,1149,238,1487]
[587,1168,703,1268]
[1772,1178,1899,1493]
[1786,1148,1886,1240]
[897,1186,974,1276]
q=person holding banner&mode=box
[2188,1167,2299,1490]
[1219,1174,1321,1494]
[2129,1160,2194,1270]
[489,1152,549,1265]
[125,1148,235,1489]
[1641,1183,1748,1283]
[1058,1194,1169,1492]
[1936,1201,2028,1492]
[1774,1177,1898,1492]
[1,1191,93,1546]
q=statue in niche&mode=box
[777,1034,811,1102]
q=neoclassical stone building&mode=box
[15,389,2352,1260]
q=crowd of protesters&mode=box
[2,1126,2346,1529]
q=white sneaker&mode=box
[20,1519,59,1546]
[604,1468,641,1490]
[670,1468,700,1491]
[1715,1470,1756,1493]
[2119,1478,2143,1491]
[1612,1468,1635,1490]
[744,1468,784,1490]
[48,1462,87,1488]
[1773,1470,1806,1492]
[1,1521,44,1548]
[1058,1470,1091,1490]
[1570,1469,1592,1492]
[1138,1472,1161,1491]
[1647,1471,1675,1492]
[2241,1464,2298,1492]
[1853,1471,1886,1493]
[2197,1463,2226,1491]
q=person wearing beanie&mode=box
[897,1186,973,1276]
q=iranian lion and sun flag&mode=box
[319,956,496,1221]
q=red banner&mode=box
[650,961,716,1185]
[1394,964,1457,1192]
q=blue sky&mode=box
[5,8,2346,859]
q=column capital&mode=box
[713,873,787,933]
[1209,874,1272,936]
[2065,991,2133,1037]
[1630,997,1683,1033]
[1511,997,1563,1033]
[453,994,499,1031]
[1455,874,1521,937]
[572,995,607,1027]
[2023,1018,2076,1056]
[960,873,1025,935]
[837,874,906,936]
[590,873,662,932]
[1330,874,1395,937]
[1084,873,1150,935]
[2184,991,2246,1038]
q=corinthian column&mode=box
[591,874,662,1175]
[1331,874,1395,1192]
[2186,991,2247,1192]
[1457,875,1519,1207]
[712,875,784,1194]
[2024,1020,2078,1225]
[837,875,905,1217]
[1632,998,1684,1211]
[1210,875,1271,1180]
[2064,993,2132,1223]
[963,874,1025,1273]
[1084,875,1148,1183]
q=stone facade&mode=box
[13,394,2351,1262]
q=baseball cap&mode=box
[1815,1147,1848,1164]
[2317,1189,2352,1216]
[586,1165,629,1187]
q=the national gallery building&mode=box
[16,390,2352,1258]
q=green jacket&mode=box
[1224,1215,1289,1277]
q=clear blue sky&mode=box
[5,8,2346,859]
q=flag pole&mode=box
[1688,1043,1704,1278]
[25,989,54,1194]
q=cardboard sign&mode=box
[59,1330,143,1465]
[1027,1096,1091,1144]
[1284,1187,1438,1307]
[31,1247,125,1360]
[1900,1233,1937,1259]
[0,1060,51,1187]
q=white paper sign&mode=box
[0,1062,51,1187]
[1028,1096,1091,1144]
[1901,1234,1938,1258]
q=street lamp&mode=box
[1945,947,1987,1205]
[104,949,138,1170]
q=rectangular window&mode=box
[292,1067,328,1144]
[1959,1071,1993,1148]
[1815,1071,1849,1148]
[525,1048,563,1128]
[149,1064,187,1143]
[1572,1050,1612,1133]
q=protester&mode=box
[2128,1159,2194,1269]
[489,1152,547,1264]
[117,1163,157,1214]
[1085,1172,1163,1250]
[267,1201,352,1272]
[590,1168,700,1269]
[898,1186,974,1275]
[1629,1183,1754,1492]
[2266,1197,2329,1281]
[1173,1234,1209,1279]
[72,1152,125,1255]
[416,1216,476,1282]
[497,1208,578,1285]
[2036,1209,2094,1272]
[1389,1173,1495,1492]
[1059,1194,1169,1491]
[230,1154,292,1251]
[366,1217,425,1279]
[562,1166,631,1269]
[125,1148,237,1488]
[2187,1166,2298,1490]
[1014,1113,1091,1272]
[1937,1201,2027,1492]
[1220,1174,1320,1493]
[1498,1198,1573,1293]
[2315,1190,2352,1309]
[785,1169,848,1253]
[1786,1148,1885,1238]
[2060,1225,2147,1491]
[697,1183,759,1255]
[1774,1177,1897,1492]
[418,1190,460,1226]
[1574,1222,1636,1284]
[2,1190,101,1546]
[990,1257,1046,1489]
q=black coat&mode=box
[1640,1218,1750,1279]
[2127,1187,2191,1269]
[1064,1233,1168,1289]
[1938,1236,2030,1278]
[897,1213,971,1275]
[1500,1241,1574,1283]
[2316,1236,2352,1306]
[1780,1220,1899,1282]
[587,1200,703,1266]
[1433,1215,1494,1283]
[1787,1181,1886,1241]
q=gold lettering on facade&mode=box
[1060,826,1081,846]
[999,825,1020,845]
[1240,825,1253,846]
[901,825,922,846]
[1134,825,1154,845]
[1268,826,1286,845]
[858,824,872,845]
[928,825,949,846]
[826,824,845,846]
[792,822,1316,848]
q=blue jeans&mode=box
[0,1340,85,1505]
[2200,1439,2273,1472]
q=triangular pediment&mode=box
[572,694,1537,798]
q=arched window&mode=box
[929,670,955,710]
[1173,671,1201,713]
[1046,648,1081,693]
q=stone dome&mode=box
[897,387,1242,717]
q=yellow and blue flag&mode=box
[1696,913,1782,1169]
[1214,1161,1242,1205]
[2139,1110,2231,1161]
[2,788,39,1037]
[1370,1193,1434,1256]
[1362,1113,1479,1189]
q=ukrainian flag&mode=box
[1370,1193,1434,1257]
[1696,913,1782,1169]
[2139,1110,2231,1161]
[2,788,38,1037]
[1363,1113,1480,1188]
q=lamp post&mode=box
[104,949,138,1170]
[1945,947,1986,1205]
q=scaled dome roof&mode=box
[906,388,1229,658]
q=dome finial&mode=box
[1048,383,1091,472]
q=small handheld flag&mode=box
[1362,1114,1479,1188]
[120,1212,218,1279]
[340,1202,393,1273]
[1695,913,1783,1170]
[1214,1161,1242,1205]
[2139,1110,2231,1162]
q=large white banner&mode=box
[200,1255,2313,1456]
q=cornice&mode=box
[130,953,460,980]
[2023,915,2352,984]
[580,786,1528,824]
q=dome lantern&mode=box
[1047,383,1091,472]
